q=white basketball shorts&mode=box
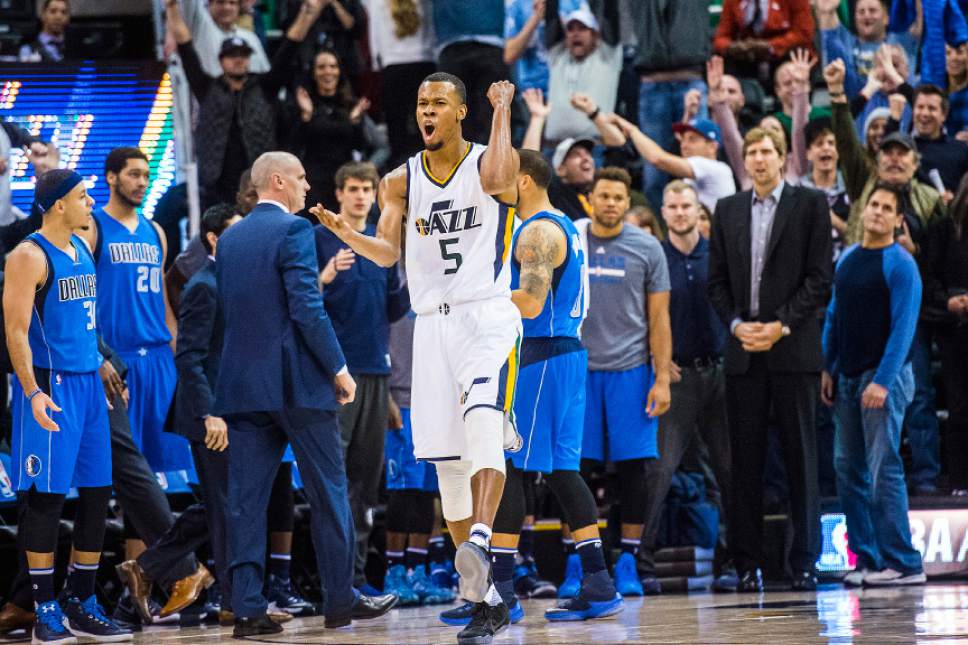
[410,296,522,461]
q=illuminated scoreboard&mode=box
[0,62,177,219]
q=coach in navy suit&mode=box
[213,151,396,636]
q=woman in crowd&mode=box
[292,48,370,213]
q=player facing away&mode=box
[76,148,191,476]
[314,73,522,645]
[4,169,132,644]
[489,150,623,622]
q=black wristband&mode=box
[588,107,600,121]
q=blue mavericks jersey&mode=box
[93,208,171,352]
[27,233,101,373]
[511,210,586,339]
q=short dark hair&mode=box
[517,149,552,189]
[913,83,950,116]
[42,0,69,11]
[200,203,238,253]
[421,72,467,104]
[334,161,379,191]
[104,147,148,176]
[591,166,632,193]
[868,182,904,210]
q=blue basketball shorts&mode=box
[582,364,658,462]
[11,369,111,494]
[511,342,587,473]
[385,408,439,492]
[122,343,192,472]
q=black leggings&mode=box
[22,486,111,554]
[386,489,437,535]
[494,461,599,534]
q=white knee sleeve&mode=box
[464,407,507,477]
[435,460,473,522]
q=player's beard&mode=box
[116,188,143,209]
[426,139,444,151]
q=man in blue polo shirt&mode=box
[822,183,925,587]
[315,161,410,591]
[637,180,731,594]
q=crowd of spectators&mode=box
[4,0,968,616]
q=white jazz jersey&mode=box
[405,143,516,315]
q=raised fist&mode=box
[823,59,846,91]
[487,80,516,110]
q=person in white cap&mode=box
[544,6,622,145]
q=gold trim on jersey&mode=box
[420,143,473,188]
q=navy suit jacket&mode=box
[173,259,222,442]
[213,203,346,415]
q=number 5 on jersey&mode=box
[439,238,462,275]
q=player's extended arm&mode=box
[512,219,567,319]
[3,243,61,430]
[646,290,672,417]
[153,221,178,350]
[312,166,405,267]
[480,81,520,197]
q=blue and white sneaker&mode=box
[62,595,132,642]
[32,601,76,644]
[557,553,583,599]
[439,599,524,626]
[410,566,456,605]
[614,553,644,597]
[383,565,420,607]
[267,575,316,616]
[546,571,623,622]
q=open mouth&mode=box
[423,122,436,138]
[818,154,834,163]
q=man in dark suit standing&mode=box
[707,127,832,592]
[214,151,396,636]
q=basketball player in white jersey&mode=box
[314,73,521,644]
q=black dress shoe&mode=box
[233,614,283,638]
[791,570,818,591]
[738,568,763,592]
[325,593,398,628]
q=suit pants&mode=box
[136,441,230,604]
[338,373,389,588]
[725,355,820,574]
[226,408,355,619]
[639,362,731,575]
[106,390,198,586]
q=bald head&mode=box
[251,151,309,214]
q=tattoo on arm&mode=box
[517,222,561,306]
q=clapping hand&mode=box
[522,88,551,119]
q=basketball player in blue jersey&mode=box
[76,148,191,480]
[4,169,131,643]
[315,74,521,645]
[487,151,622,623]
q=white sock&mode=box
[484,583,502,606]
[469,523,492,549]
